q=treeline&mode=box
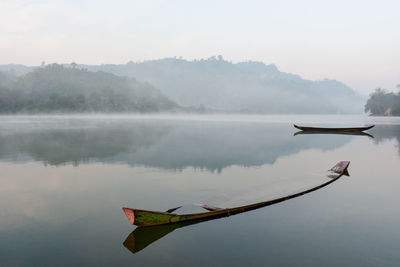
[0,64,177,113]
[365,87,400,116]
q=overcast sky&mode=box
[1,0,399,94]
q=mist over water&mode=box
[0,114,375,169]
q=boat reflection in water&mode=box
[123,217,213,254]
[123,161,350,254]
[294,130,374,138]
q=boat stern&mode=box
[329,161,350,176]
[123,207,136,225]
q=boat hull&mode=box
[123,161,350,227]
[294,124,374,132]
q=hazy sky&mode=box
[1,0,399,94]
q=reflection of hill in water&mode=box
[370,125,400,154]
[0,121,170,166]
[0,119,354,171]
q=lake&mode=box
[0,114,399,266]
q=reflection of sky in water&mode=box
[0,115,399,266]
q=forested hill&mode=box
[365,88,400,116]
[81,57,366,114]
[0,58,366,114]
[0,64,177,113]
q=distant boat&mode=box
[294,124,374,132]
[123,161,350,227]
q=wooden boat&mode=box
[294,124,374,132]
[123,161,350,227]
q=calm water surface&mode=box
[0,114,399,266]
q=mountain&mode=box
[81,57,365,114]
[0,58,366,114]
[0,64,177,113]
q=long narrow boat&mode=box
[294,124,374,132]
[123,161,350,227]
